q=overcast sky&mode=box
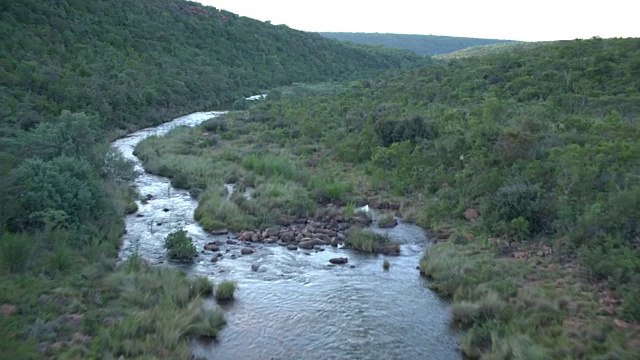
[197,0,639,41]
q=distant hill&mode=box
[433,41,546,59]
[319,32,515,56]
[0,0,424,133]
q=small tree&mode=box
[164,229,196,262]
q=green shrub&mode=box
[164,229,197,262]
[0,232,34,273]
[344,228,393,253]
[484,183,554,235]
[215,281,236,301]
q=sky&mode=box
[197,0,639,42]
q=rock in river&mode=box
[241,247,256,255]
[204,242,220,251]
[329,257,348,264]
[298,240,315,249]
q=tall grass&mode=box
[308,177,354,203]
[0,232,34,273]
[344,228,393,253]
[194,188,256,231]
[93,256,225,357]
[241,153,300,181]
[215,280,236,301]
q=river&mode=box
[112,111,461,360]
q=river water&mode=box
[112,111,461,360]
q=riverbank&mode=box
[0,112,228,359]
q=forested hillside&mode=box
[320,32,514,56]
[0,0,422,133]
[0,1,424,358]
[141,37,640,358]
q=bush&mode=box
[344,228,395,253]
[484,183,554,235]
[164,229,197,262]
[215,280,236,301]
[0,232,34,273]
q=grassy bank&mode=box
[421,234,639,358]
[0,246,224,359]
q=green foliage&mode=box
[215,280,236,301]
[0,232,34,273]
[164,229,197,262]
[7,156,104,233]
[241,154,300,181]
[2,0,423,134]
[308,177,354,204]
[484,183,553,236]
[194,190,255,231]
[344,228,394,253]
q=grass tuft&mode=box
[215,280,236,301]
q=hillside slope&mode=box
[320,32,514,56]
[0,0,423,133]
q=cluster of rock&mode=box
[233,212,372,251]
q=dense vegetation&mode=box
[1,0,423,133]
[141,37,640,358]
[0,0,428,358]
[320,32,514,56]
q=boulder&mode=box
[314,233,330,242]
[377,218,398,228]
[264,227,280,237]
[210,254,222,262]
[251,263,260,272]
[241,247,255,255]
[287,244,298,251]
[298,240,315,249]
[280,231,294,243]
[330,238,338,247]
[251,233,260,242]
[329,257,348,264]
[204,242,220,251]
[378,243,400,255]
[464,208,479,221]
[239,231,253,241]
[211,228,229,235]
[0,304,17,317]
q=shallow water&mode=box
[112,111,461,360]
